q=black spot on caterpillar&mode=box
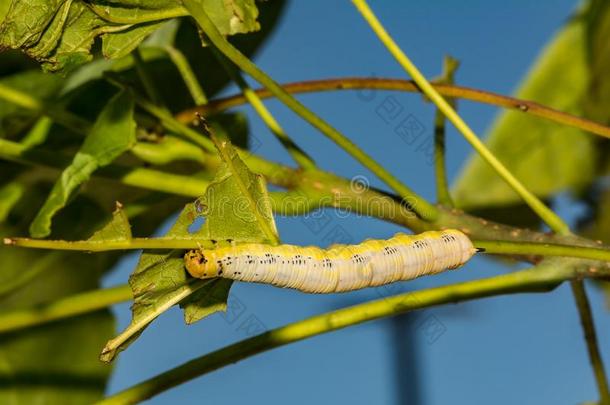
[184,230,476,294]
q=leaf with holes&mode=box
[100,138,277,362]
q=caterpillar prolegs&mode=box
[184,230,477,294]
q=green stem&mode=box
[352,0,569,235]
[472,240,610,262]
[0,284,132,334]
[177,77,610,141]
[434,108,453,206]
[433,57,459,207]
[0,83,42,110]
[571,280,610,404]
[164,46,208,105]
[0,83,90,134]
[3,237,214,251]
[183,0,438,221]
[211,47,315,169]
[133,49,165,107]
[95,261,573,405]
[85,2,187,24]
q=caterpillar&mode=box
[184,230,477,294]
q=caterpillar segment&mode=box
[184,229,476,294]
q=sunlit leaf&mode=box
[89,202,132,243]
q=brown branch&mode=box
[176,77,610,140]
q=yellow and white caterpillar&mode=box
[184,230,476,294]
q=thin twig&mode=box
[176,77,610,140]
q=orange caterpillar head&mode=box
[184,250,221,279]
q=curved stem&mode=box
[164,46,208,105]
[183,0,439,221]
[176,77,610,140]
[96,261,574,405]
[352,0,569,236]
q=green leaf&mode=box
[88,202,132,243]
[0,0,261,72]
[101,139,277,362]
[131,135,207,166]
[453,12,597,212]
[196,0,260,37]
[29,90,136,238]
[99,204,209,363]
[60,2,285,115]
[180,278,233,325]
[584,0,610,123]
[196,137,279,244]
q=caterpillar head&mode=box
[184,250,220,279]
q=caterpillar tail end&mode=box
[475,247,486,253]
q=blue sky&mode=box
[103,1,608,404]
